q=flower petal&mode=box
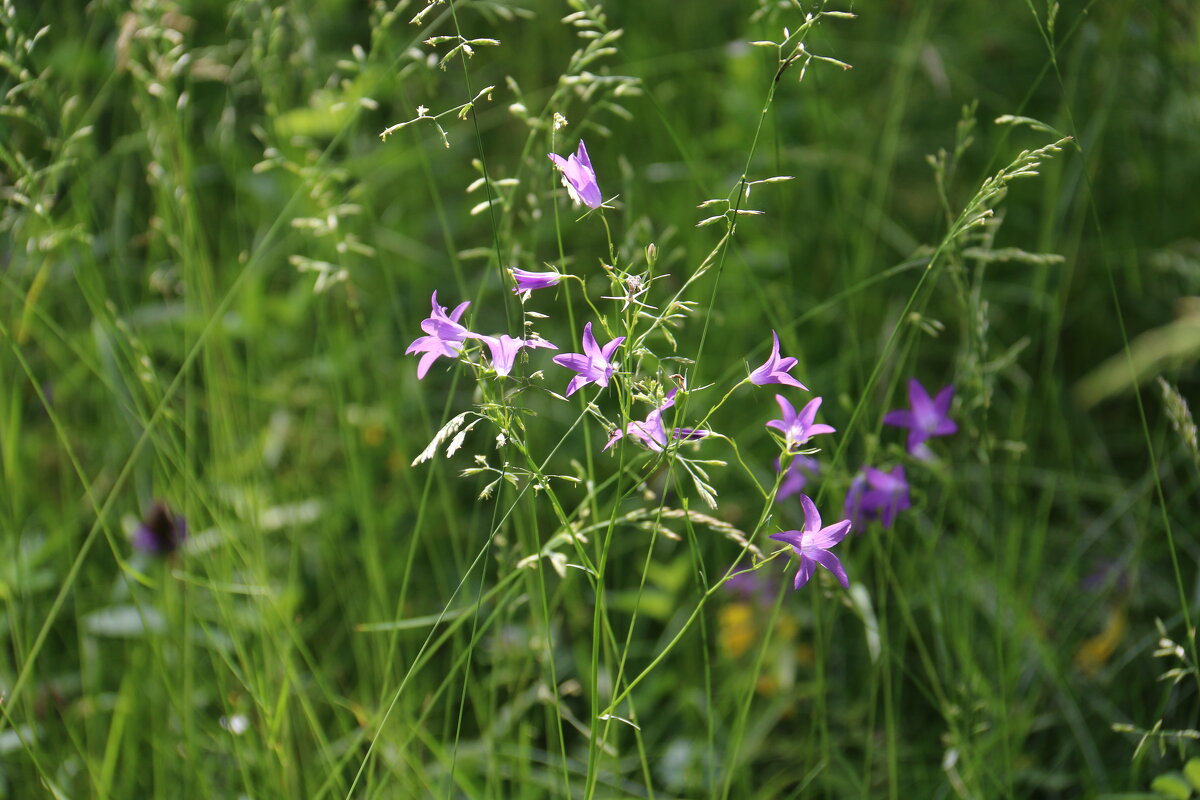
[799,494,822,532]
[808,548,849,589]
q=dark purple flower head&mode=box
[405,291,473,379]
[775,455,820,502]
[604,389,710,452]
[547,140,602,210]
[509,267,561,295]
[883,378,957,457]
[477,334,558,377]
[766,395,835,454]
[844,465,911,530]
[769,494,852,590]
[133,502,187,555]
[749,331,808,390]
[551,321,623,397]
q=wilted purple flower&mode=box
[604,389,710,452]
[769,494,852,590]
[509,267,561,294]
[477,334,558,377]
[547,140,602,210]
[405,291,473,379]
[133,502,187,555]
[766,395,835,454]
[552,321,624,397]
[749,331,808,390]
[884,378,957,457]
[776,455,820,502]
[844,465,911,529]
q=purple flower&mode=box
[547,140,602,210]
[510,267,561,294]
[749,331,808,390]
[604,389,710,452]
[723,568,775,607]
[477,334,558,377]
[769,494,852,590]
[766,395,835,454]
[844,465,911,529]
[552,321,624,397]
[883,378,957,457]
[405,291,473,379]
[776,455,820,502]
[133,502,187,555]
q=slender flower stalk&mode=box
[769,494,852,590]
[749,331,808,389]
[551,321,623,397]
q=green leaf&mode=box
[1151,772,1193,800]
[1184,759,1200,791]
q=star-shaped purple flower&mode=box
[766,395,835,454]
[509,267,561,294]
[844,465,911,529]
[405,291,473,379]
[769,494,852,590]
[604,389,710,452]
[775,455,820,502]
[883,378,957,457]
[552,321,623,397]
[476,334,558,377]
[749,331,808,390]
[547,140,602,210]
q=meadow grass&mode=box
[1,0,1199,797]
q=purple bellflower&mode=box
[604,389,710,452]
[552,321,624,397]
[477,334,558,377]
[766,395,835,454]
[406,291,473,379]
[883,378,957,457]
[509,267,561,295]
[776,455,820,502]
[769,494,852,590]
[844,465,911,529]
[547,140,602,210]
[133,502,188,555]
[749,331,808,390]
[723,568,775,608]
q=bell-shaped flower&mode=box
[769,494,852,590]
[405,291,473,379]
[749,331,808,390]
[551,321,623,397]
[547,140,602,209]
[883,378,957,457]
[509,267,561,295]
[766,395,835,454]
[476,334,557,377]
[604,389,709,452]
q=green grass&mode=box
[2,0,1199,797]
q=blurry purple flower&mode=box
[766,394,835,454]
[1081,559,1131,593]
[776,455,820,502]
[862,465,911,528]
[769,494,852,590]
[547,140,602,210]
[552,321,624,397]
[749,331,808,390]
[723,568,775,607]
[509,267,560,294]
[883,378,957,456]
[133,502,187,555]
[845,465,912,529]
[604,389,710,452]
[405,291,473,379]
[477,334,558,377]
